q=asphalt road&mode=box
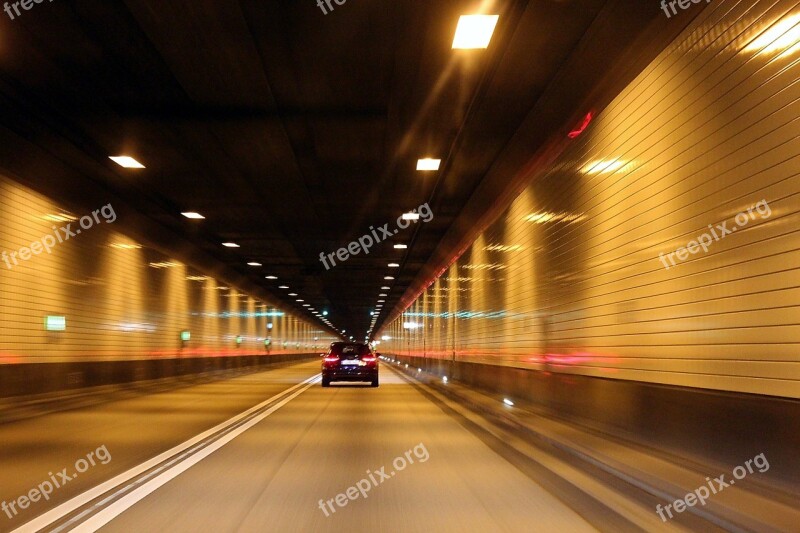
[1,360,598,533]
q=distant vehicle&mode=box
[321,342,379,387]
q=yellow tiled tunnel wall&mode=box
[0,175,336,363]
[381,1,800,398]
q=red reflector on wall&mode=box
[568,112,593,138]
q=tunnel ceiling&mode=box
[0,0,679,339]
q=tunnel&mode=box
[0,1,798,532]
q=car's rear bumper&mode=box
[323,368,378,381]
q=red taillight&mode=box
[324,356,340,363]
[362,355,377,363]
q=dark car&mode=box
[321,342,379,387]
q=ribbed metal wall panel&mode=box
[0,174,336,363]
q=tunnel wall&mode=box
[381,1,800,399]
[388,354,800,488]
[0,173,337,365]
[0,352,318,400]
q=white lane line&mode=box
[72,377,318,532]
[13,373,320,533]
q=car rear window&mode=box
[330,343,370,356]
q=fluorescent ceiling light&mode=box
[388,263,400,267]
[109,156,145,169]
[452,15,499,49]
[181,212,205,220]
[296,299,304,302]
[746,13,800,55]
[42,213,77,223]
[524,212,585,224]
[289,293,298,296]
[149,261,180,269]
[581,159,627,175]
[222,242,240,248]
[381,286,391,290]
[416,158,441,171]
[248,262,262,266]
[384,276,395,280]
[265,275,278,280]
[402,212,420,221]
[394,244,408,249]
[379,293,387,297]
[484,244,524,252]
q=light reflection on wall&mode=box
[432,278,443,358]
[164,261,189,354]
[503,187,542,363]
[103,233,146,358]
